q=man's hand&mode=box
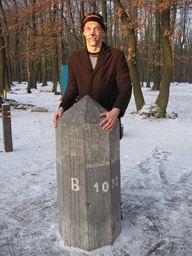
[99,108,120,131]
[53,107,64,128]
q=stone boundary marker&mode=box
[2,103,13,152]
[55,96,121,251]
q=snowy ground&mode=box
[0,82,192,256]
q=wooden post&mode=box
[3,89,7,98]
[2,103,13,152]
[55,96,121,251]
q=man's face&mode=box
[83,21,104,47]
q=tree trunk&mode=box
[92,0,96,12]
[80,0,84,45]
[39,2,47,87]
[24,0,32,93]
[146,7,152,88]
[13,0,20,83]
[155,8,172,114]
[15,35,21,84]
[26,27,32,93]
[42,54,47,86]
[114,11,118,48]
[0,21,6,94]
[109,1,113,46]
[25,0,37,91]
[102,0,107,44]
[0,0,11,91]
[57,0,66,91]
[177,40,183,82]
[31,0,37,89]
[177,2,186,83]
[80,0,84,21]
[139,6,144,87]
[183,46,187,82]
[113,0,145,111]
[189,47,192,83]
[52,0,59,93]
[152,0,161,90]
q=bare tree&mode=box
[155,2,176,114]
[113,0,145,111]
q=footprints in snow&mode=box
[137,146,172,185]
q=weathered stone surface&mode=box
[14,104,28,110]
[55,95,121,251]
[0,97,18,108]
[31,107,48,112]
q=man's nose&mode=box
[91,28,96,34]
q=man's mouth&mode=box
[89,35,98,40]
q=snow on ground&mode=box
[0,82,192,255]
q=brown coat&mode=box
[60,42,132,118]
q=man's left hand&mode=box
[99,108,120,131]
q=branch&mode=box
[58,10,83,46]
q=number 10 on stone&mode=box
[55,96,121,252]
[71,176,119,192]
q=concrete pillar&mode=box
[55,96,121,251]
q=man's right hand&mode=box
[53,107,64,128]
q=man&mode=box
[53,12,132,132]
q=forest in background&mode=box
[0,0,192,113]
